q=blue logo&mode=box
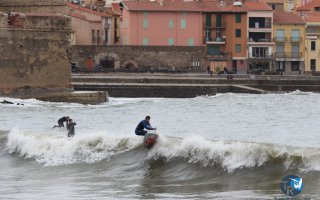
[280,175,304,196]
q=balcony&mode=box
[290,37,302,43]
[248,53,273,59]
[275,52,303,60]
[204,37,226,44]
[248,17,272,32]
[104,23,111,29]
[248,38,272,43]
[274,37,287,43]
[207,52,231,61]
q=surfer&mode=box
[67,119,76,137]
[135,116,156,136]
[53,116,69,128]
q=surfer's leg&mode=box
[135,130,147,136]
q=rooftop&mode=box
[122,0,272,12]
[273,10,305,24]
[296,0,320,11]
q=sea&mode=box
[0,91,320,199]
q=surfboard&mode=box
[143,133,158,149]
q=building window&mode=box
[187,38,194,46]
[181,19,186,29]
[169,20,174,29]
[168,38,174,46]
[143,19,149,29]
[272,4,276,10]
[216,14,221,27]
[291,61,300,71]
[97,30,100,44]
[92,29,96,44]
[236,14,241,23]
[235,44,241,53]
[311,59,316,71]
[235,29,241,37]
[142,38,149,45]
[311,41,316,51]
[144,11,148,17]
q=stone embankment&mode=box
[71,73,320,98]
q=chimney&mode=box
[157,0,164,6]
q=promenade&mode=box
[71,73,320,97]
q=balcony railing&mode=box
[249,24,272,29]
[290,37,302,42]
[248,38,272,43]
[248,53,273,59]
[275,52,303,58]
[204,37,226,43]
[207,52,231,61]
[274,37,287,42]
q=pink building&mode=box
[121,0,203,46]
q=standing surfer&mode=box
[67,119,76,137]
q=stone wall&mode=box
[0,12,72,96]
[72,45,207,73]
[0,0,67,14]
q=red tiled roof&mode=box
[273,10,305,24]
[302,11,320,22]
[122,0,272,12]
[67,2,112,17]
[297,0,320,11]
[68,12,102,23]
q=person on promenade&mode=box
[207,65,210,74]
[135,116,156,136]
[53,116,69,128]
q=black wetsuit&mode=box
[57,116,68,127]
[67,122,76,137]
[135,120,154,136]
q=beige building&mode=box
[68,2,120,45]
[303,12,320,73]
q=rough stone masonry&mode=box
[0,11,72,96]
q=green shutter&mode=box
[188,38,194,46]
[144,11,148,17]
[143,19,149,28]
[216,14,221,27]
[236,29,241,37]
[142,38,149,45]
[168,38,174,46]
[207,45,220,55]
[235,44,241,53]
[169,20,174,29]
[206,14,211,28]
[181,19,186,29]
[236,14,241,23]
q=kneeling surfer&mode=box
[135,116,156,136]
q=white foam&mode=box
[6,128,141,166]
[148,135,320,172]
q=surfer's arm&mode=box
[142,121,154,130]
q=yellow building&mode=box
[303,13,320,73]
[273,11,305,74]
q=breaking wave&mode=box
[5,129,320,172]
